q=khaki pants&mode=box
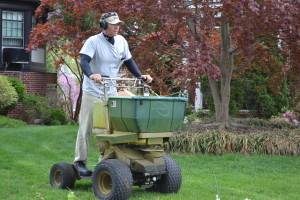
[74,93,105,165]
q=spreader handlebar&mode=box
[99,77,153,97]
[100,77,148,89]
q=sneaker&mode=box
[74,161,92,176]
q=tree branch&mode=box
[233,54,256,73]
[231,35,269,56]
[51,49,81,82]
[211,54,221,66]
[141,6,190,54]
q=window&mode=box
[2,11,24,47]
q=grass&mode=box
[0,125,300,200]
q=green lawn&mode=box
[0,125,299,200]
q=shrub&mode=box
[184,103,194,116]
[0,76,18,114]
[200,63,290,119]
[7,77,26,102]
[22,94,51,123]
[186,114,197,121]
[0,77,26,115]
[294,102,300,120]
[195,109,211,118]
[45,108,67,125]
[0,115,26,128]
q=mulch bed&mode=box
[183,120,290,135]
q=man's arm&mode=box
[124,58,153,84]
[124,58,142,77]
[80,54,93,78]
[80,54,103,82]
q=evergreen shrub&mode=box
[0,76,18,114]
[45,108,67,125]
[0,77,26,115]
[22,94,51,123]
[200,66,290,119]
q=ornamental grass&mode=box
[166,129,300,155]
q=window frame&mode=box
[2,10,24,48]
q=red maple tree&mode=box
[28,0,106,121]
[28,0,299,126]
[122,0,299,127]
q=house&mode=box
[0,0,57,120]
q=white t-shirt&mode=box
[79,32,132,97]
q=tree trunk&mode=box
[209,18,234,126]
[208,77,231,123]
[73,85,82,122]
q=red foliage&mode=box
[28,0,299,97]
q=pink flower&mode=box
[283,111,296,122]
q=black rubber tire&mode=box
[92,159,133,200]
[50,162,76,189]
[148,156,182,193]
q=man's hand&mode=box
[89,74,102,83]
[141,75,153,84]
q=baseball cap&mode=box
[100,12,124,25]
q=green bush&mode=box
[0,77,26,115]
[236,65,289,118]
[0,76,18,114]
[22,94,68,125]
[201,66,290,119]
[7,77,26,102]
[186,114,197,121]
[184,103,194,116]
[45,108,67,125]
[294,102,300,120]
[22,94,51,123]
[0,115,26,128]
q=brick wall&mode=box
[0,71,57,120]
[22,72,47,95]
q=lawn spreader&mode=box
[49,77,187,200]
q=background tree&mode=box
[121,0,299,128]
[28,0,299,126]
[57,69,80,119]
[27,0,139,121]
[27,0,101,121]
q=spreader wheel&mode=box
[147,156,182,193]
[92,159,133,200]
[50,162,76,189]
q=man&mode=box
[74,12,153,176]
